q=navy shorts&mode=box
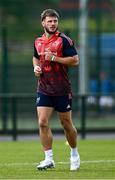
[36,92,72,112]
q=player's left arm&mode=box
[53,54,79,66]
[45,36,79,66]
[45,53,79,66]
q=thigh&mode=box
[36,92,54,124]
[37,107,54,125]
[59,110,72,123]
[58,110,74,128]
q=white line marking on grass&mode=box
[82,160,115,164]
[58,160,115,164]
[0,160,115,167]
[0,162,36,166]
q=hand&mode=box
[34,65,42,77]
[45,52,53,61]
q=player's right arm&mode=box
[33,44,42,77]
[33,56,42,77]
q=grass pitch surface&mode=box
[0,139,115,179]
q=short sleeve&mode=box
[61,34,78,57]
[34,44,39,59]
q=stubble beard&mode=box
[44,27,58,35]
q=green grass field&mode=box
[0,139,115,179]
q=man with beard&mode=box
[33,9,80,171]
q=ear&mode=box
[42,21,45,27]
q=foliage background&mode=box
[0,0,115,104]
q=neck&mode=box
[46,33,52,39]
[45,31,55,39]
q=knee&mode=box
[38,118,48,129]
[60,118,71,131]
[60,118,76,133]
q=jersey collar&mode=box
[42,31,60,43]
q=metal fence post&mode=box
[81,95,86,139]
[11,97,17,141]
[1,26,9,132]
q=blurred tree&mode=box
[0,0,61,40]
[0,0,60,25]
[88,0,114,17]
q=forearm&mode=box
[32,56,42,77]
[54,55,79,66]
[45,52,80,66]
[33,56,40,67]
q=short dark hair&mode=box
[41,9,59,21]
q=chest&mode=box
[35,37,63,57]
